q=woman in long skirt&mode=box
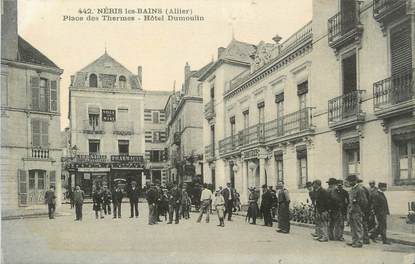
[276,182,290,233]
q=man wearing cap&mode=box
[276,182,290,234]
[346,175,368,248]
[357,179,371,244]
[197,183,212,223]
[327,178,341,240]
[146,183,158,225]
[370,182,390,244]
[44,185,56,219]
[128,181,140,218]
[312,180,330,242]
[335,180,349,241]
[306,181,321,238]
[222,182,235,221]
[248,187,259,225]
[168,182,182,224]
[260,184,273,227]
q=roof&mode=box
[198,39,255,81]
[144,90,171,109]
[191,61,214,78]
[17,36,59,68]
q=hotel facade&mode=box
[201,0,414,215]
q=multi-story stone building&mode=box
[143,90,170,185]
[1,0,64,215]
[201,0,414,214]
[164,62,212,184]
[67,52,145,196]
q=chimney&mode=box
[1,0,18,61]
[184,62,190,79]
[137,66,142,84]
[70,75,75,86]
[218,47,226,59]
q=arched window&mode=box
[89,74,97,88]
[119,75,126,89]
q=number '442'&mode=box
[78,8,92,14]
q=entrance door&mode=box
[28,170,46,204]
[229,161,235,188]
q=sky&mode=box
[17,0,312,128]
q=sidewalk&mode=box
[232,211,415,247]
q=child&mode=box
[214,189,225,227]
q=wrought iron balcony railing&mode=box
[31,147,49,159]
[219,135,240,156]
[328,90,365,124]
[204,144,215,162]
[328,9,360,44]
[204,100,215,120]
[238,124,265,146]
[373,68,414,109]
[83,120,104,134]
[113,121,134,135]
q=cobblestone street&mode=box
[2,203,414,264]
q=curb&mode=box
[232,211,415,247]
[2,212,71,221]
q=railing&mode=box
[328,9,359,43]
[83,120,104,134]
[373,69,414,109]
[238,123,265,146]
[173,132,181,145]
[31,147,49,159]
[218,135,240,156]
[265,107,313,140]
[204,100,215,120]
[204,144,215,161]
[328,90,365,123]
[113,121,134,135]
[373,0,406,17]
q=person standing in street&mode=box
[260,184,273,227]
[335,180,349,241]
[214,189,225,227]
[73,185,84,221]
[128,181,140,218]
[102,185,112,215]
[346,175,368,248]
[181,187,191,220]
[146,183,158,225]
[312,180,330,242]
[222,182,234,221]
[370,182,391,244]
[197,183,212,223]
[168,182,181,224]
[92,185,104,219]
[306,181,320,239]
[327,178,339,240]
[357,179,371,244]
[112,184,123,219]
[45,185,56,219]
[276,182,290,234]
[248,187,259,225]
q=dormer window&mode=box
[119,75,126,89]
[89,74,97,88]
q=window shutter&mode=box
[31,119,41,147]
[18,170,28,206]
[50,80,58,112]
[145,131,153,143]
[49,171,56,188]
[391,22,412,76]
[41,120,49,148]
[45,80,50,112]
[30,76,40,110]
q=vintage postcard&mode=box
[1,0,415,263]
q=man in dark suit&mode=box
[222,182,234,221]
[370,182,390,244]
[128,181,140,218]
[44,185,56,219]
[146,183,158,225]
[347,175,368,248]
[112,184,123,219]
[260,184,273,227]
[168,182,181,224]
[313,180,330,242]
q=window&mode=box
[197,83,202,96]
[230,116,236,137]
[118,140,129,155]
[258,102,265,124]
[119,75,126,89]
[153,131,160,143]
[28,170,46,204]
[31,119,48,148]
[395,139,415,185]
[39,78,48,112]
[345,149,360,177]
[89,114,99,129]
[144,110,152,121]
[210,83,215,99]
[342,53,357,95]
[390,21,412,76]
[297,148,307,188]
[275,93,284,136]
[89,74,98,88]
[150,150,163,162]
[275,153,284,184]
[243,110,249,129]
[145,131,153,143]
[211,125,215,153]
[153,111,159,123]
[89,139,100,154]
[297,81,308,110]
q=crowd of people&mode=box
[46,175,390,248]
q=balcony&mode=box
[83,120,104,134]
[218,135,240,157]
[328,90,365,130]
[204,100,215,120]
[373,0,408,30]
[238,123,265,147]
[31,147,49,159]
[204,144,215,162]
[113,122,134,135]
[373,69,414,119]
[328,9,363,53]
